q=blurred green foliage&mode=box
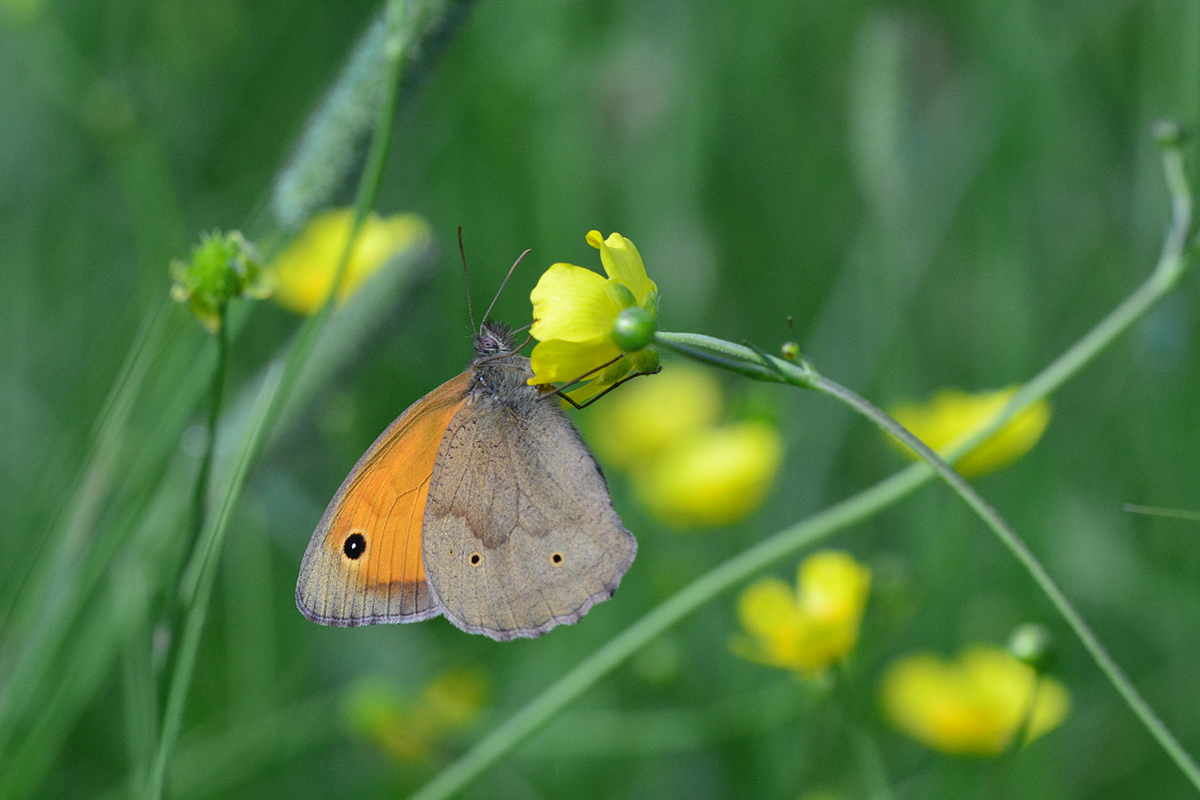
[3,0,1200,798]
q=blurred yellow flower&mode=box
[271,209,431,315]
[587,364,722,471]
[529,230,659,399]
[881,646,1069,755]
[343,667,488,764]
[170,230,270,332]
[732,551,871,676]
[640,421,783,528]
[888,386,1051,478]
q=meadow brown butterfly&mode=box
[296,312,637,641]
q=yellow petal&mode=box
[637,421,783,528]
[733,578,803,669]
[529,336,621,386]
[272,210,428,315]
[529,262,621,342]
[588,230,657,304]
[737,579,801,642]
[586,365,723,470]
[881,646,1070,756]
[889,387,1051,478]
[732,550,872,675]
[797,551,872,625]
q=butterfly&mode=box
[296,319,637,640]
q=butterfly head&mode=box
[474,321,516,359]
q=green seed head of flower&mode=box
[170,230,270,332]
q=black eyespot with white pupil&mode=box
[343,532,366,559]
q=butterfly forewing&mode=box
[421,357,637,641]
[296,371,473,626]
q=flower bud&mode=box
[1008,623,1057,674]
[611,306,656,353]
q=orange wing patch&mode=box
[296,371,473,626]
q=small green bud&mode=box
[1153,119,1187,149]
[170,230,270,332]
[1008,623,1057,674]
[781,341,800,361]
[611,306,656,353]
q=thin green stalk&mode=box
[1124,504,1200,522]
[987,678,1042,800]
[144,362,283,800]
[186,311,227,555]
[121,621,159,799]
[413,135,1196,799]
[143,5,416,797]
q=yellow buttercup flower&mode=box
[343,667,489,764]
[529,230,659,398]
[271,209,431,315]
[587,364,722,471]
[640,421,783,528]
[888,386,1051,478]
[732,551,871,676]
[881,646,1069,755]
[583,364,783,527]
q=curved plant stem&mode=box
[810,373,1200,790]
[412,135,1196,799]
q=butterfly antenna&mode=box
[459,227,476,332]
[481,248,531,327]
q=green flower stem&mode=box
[144,362,282,800]
[186,308,228,560]
[988,679,1042,800]
[412,136,1196,799]
[145,4,420,797]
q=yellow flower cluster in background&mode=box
[881,646,1069,755]
[732,551,871,677]
[343,667,488,764]
[529,230,660,401]
[588,365,782,528]
[271,209,431,315]
[888,386,1051,478]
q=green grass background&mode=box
[3,0,1200,797]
